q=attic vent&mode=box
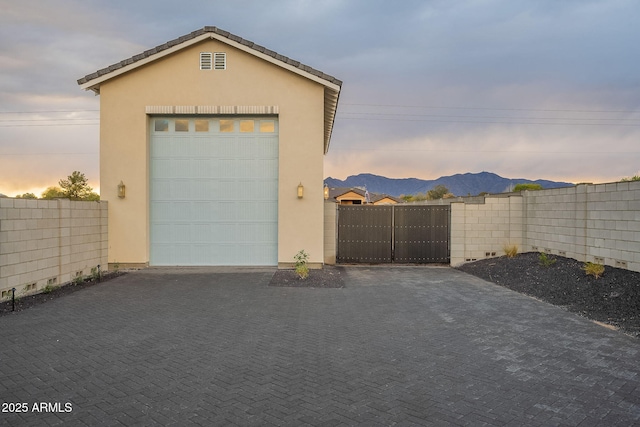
[214,53,226,70]
[200,52,212,70]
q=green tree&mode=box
[16,193,37,199]
[59,171,97,200]
[41,186,65,199]
[84,192,101,201]
[513,183,543,192]
[401,192,427,203]
[620,175,640,182]
[427,185,450,200]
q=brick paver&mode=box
[1,266,639,426]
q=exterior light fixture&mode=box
[323,183,329,200]
[297,182,304,199]
[117,181,126,199]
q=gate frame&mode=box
[336,204,450,264]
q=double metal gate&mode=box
[336,205,450,264]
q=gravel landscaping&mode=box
[0,271,125,317]
[269,265,345,288]
[458,252,640,338]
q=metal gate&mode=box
[336,205,449,264]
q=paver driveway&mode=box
[1,266,639,426]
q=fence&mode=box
[336,205,449,263]
[325,180,640,273]
[450,180,640,272]
[0,198,108,300]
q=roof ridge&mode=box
[77,26,343,87]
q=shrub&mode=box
[538,252,556,267]
[90,266,101,281]
[503,244,518,258]
[583,262,605,279]
[513,183,543,192]
[42,284,57,294]
[294,250,309,280]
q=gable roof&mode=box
[78,26,342,152]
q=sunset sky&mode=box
[1,0,639,197]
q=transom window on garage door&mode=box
[153,118,277,133]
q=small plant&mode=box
[583,262,605,279]
[112,261,120,272]
[73,274,84,286]
[294,250,310,280]
[538,252,557,267]
[42,284,57,294]
[90,266,101,281]
[503,244,518,258]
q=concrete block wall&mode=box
[524,185,588,261]
[450,196,523,266]
[451,181,640,273]
[323,202,337,265]
[0,198,108,300]
[525,181,640,272]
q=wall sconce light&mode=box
[297,182,304,199]
[117,181,126,199]
[323,183,329,200]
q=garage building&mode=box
[78,26,341,268]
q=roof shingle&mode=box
[77,26,343,87]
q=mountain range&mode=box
[324,172,574,197]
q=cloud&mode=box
[2,0,640,195]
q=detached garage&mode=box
[78,27,341,268]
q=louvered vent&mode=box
[214,53,226,70]
[200,52,212,70]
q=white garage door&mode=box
[150,116,278,265]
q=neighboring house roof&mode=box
[370,194,401,204]
[78,26,342,152]
[327,187,400,204]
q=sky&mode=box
[1,0,639,197]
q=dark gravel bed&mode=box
[458,252,640,337]
[269,265,345,288]
[0,271,125,317]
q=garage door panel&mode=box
[191,224,210,243]
[151,202,173,221]
[173,244,193,264]
[173,159,192,178]
[192,159,212,178]
[173,223,191,242]
[152,245,175,265]
[151,224,173,244]
[152,139,172,157]
[190,244,212,265]
[150,116,278,266]
[191,137,211,156]
[219,160,235,178]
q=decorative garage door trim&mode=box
[146,105,279,115]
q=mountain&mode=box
[324,172,574,197]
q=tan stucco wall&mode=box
[98,39,326,266]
